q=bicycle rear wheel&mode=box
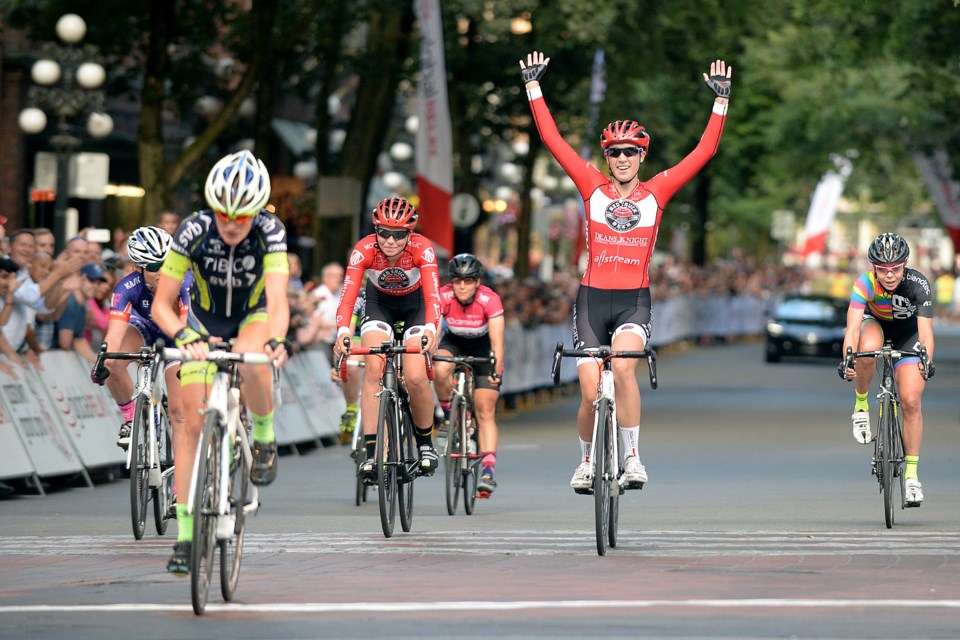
[880,399,896,529]
[594,398,612,556]
[129,395,150,540]
[444,395,464,515]
[398,402,416,533]
[153,401,174,535]
[377,393,398,538]
[191,411,219,615]
[463,459,478,515]
[220,432,249,601]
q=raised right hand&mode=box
[519,51,550,85]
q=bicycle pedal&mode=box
[573,487,593,495]
[904,501,922,508]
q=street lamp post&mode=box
[17,14,112,251]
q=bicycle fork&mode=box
[589,369,620,493]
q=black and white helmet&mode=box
[867,233,910,265]
[127,226,172,266]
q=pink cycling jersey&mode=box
[336,232,441,335]
[439,283,504,338]
[528,90,727,289]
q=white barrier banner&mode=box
[0,366,83,477]
[38,352,125,469]
[0,379,36,480]
[301,351,346,438]
[281,354,332,439]
[273,366,316,446]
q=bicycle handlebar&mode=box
[843,344,931,379]
[337,335,434,383]
[160,347,272,366]
[551,341,658,390]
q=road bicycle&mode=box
[161,343,271,615]
[93,343,175,540]
[842,342,930,529]
[551,342,658,556]
[432,352,496,516]
[338,329,434,538]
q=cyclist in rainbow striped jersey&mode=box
[839,233,934,505]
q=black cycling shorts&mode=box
[572,285,652,350]
[438,333,498,391]
[361,284,428,340]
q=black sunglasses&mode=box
[144,262,164,273]
[376,228,410,241]
[604,146,643,158]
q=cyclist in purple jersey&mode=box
[91,227,190,449]
[839,233,934,505]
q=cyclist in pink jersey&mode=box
[520,51,731,492]
[332,197,442,479]
[435,253,505,496]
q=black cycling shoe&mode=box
[357,458,377,483]
[116,422,131,450]
[477,472,497,497]
[167,541,191,575]
[251,441,278,486]
[418,444,439,477]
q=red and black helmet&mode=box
[600,120,649,150]
[372,196,419,230]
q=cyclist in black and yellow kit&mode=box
[152,150,290,574]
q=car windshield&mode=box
[776,299,841,322]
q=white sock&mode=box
[579,438,592,462]
[620,425,640,459]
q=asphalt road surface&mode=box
[3,332,960,639]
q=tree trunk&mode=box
[691,174,711,266]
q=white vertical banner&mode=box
[913,149,960,254]
[801,154,852,258]
[414,0,454,255]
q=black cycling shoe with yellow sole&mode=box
[167,541,191,575]
[251,440,278,486]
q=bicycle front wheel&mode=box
[880,399,896,529]
[129,395,151,540]
[191,411,219,615]
[398,402,416,533]
[220,431,249,601]
[444,395,464,515]
[594,398,612,556]
[377,393,398,538]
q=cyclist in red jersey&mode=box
[332,197,442,478]
[435,253,505,496]
[520,51,731,493]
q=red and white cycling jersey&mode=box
[439,283,504,338]
[528,91,727,289]
[336,232,441,334]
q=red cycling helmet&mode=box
[372,196,419,230]
[600,120,649,150]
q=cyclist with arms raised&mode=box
[152,150,290,573]
[839,233,934,505]
[520,51,730,492]
[435,253,505,496]
[332,197,441,480]
[91,227,190,450]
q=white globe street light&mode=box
[76,62,105,89]
[31,59,61,85]
[389,141,413,162]
[87,112,113,138]
[18,108,48,134]
[56,14,87,43]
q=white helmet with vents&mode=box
[204,150,271,218]
[127,226,172,266]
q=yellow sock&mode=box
[854,391,869,412]
[176,504,193,542]
[904,455,919,481]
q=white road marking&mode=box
[2,530,960,557]
[2,599,960,614]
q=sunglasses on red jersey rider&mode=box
[873,262,905,275]
[603,146,643,158]
[376,227,411,241]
